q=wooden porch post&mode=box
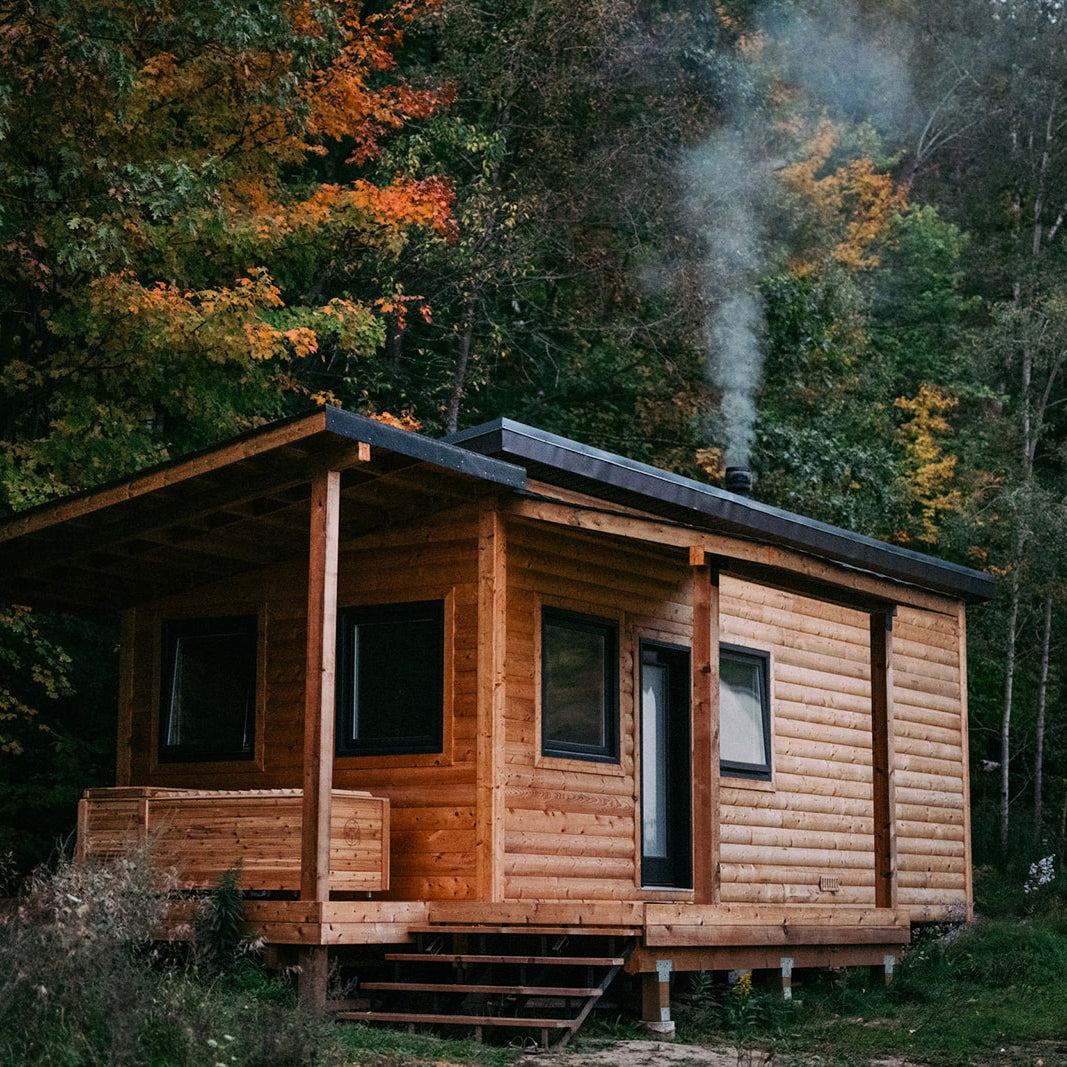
[299,468,341,1010]
[115,607,136,787]
[691,548,721,905]
[476,498,507,901]
[870,609,897,910]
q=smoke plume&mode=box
[683,2,911,473]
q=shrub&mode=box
[0,849,345,1066]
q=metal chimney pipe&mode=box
[724,466,755,497]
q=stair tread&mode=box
[362,981,601,996]
[336,1010,576,1028]
[408,924,639,936]
[384,952,624,966]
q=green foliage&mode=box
[0,850,351,1066]
[196,866,251,975]
[0,612,116,882]
[678,917,1067,1065]
[0,0,454,510]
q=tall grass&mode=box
[0,850,516,1066]
[0,850,345,1066]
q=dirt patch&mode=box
[515,1038,770,1067]
[514,1037,1067,1067]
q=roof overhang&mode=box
[0,409,525,612]
[448,418,995,605]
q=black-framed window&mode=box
[541,607,619,762]
[336,600,444,757]
[159,616,256,763]
[720,644,772,780]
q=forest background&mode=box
[0,0,1062,888]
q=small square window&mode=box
[159,616,256,763]
[336,600,444,757]
[720,644,771,780]
[541,607,619,762]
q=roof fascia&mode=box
[449,418,995,604]
[1,410,526,545]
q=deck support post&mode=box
[299,467,341,1011]
[871,952,896,986]
[298,945,330,1013]
[690,549,720,905]
[779,956,794,1001]
[870,609,897,910]
[640,959,675,1038]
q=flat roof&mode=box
[0,410,994,610]
[448,418,995,604]
[0,409,526,610]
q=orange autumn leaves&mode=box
[778,119,908,273]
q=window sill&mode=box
[535,752,626,777]
[721,775,776,793]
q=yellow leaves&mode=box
[369,410,422,431]
[87,268,315,371]
[376,292,433,330]
[282,327,318,360]
[895,384,963,544]
[225,175,455,252]
[778,119,907,271]
[695,445,726,482]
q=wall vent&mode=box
[819,875,841,893]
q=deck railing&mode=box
[76,786,389,893]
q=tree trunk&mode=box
[1032,589,1053,848]
[445,301,475,436]
[1000,562,1021,855]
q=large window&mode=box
[336,600,444,757]
[720,644,771,780]
[159,616,256,763]
[541,607,619,762]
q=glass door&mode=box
[640,641,692,888]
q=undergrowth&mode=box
[0,850,505,1067]
[675,869,1067,1065]
[8,850,1067,1066]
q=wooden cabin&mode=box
[0,409,993,1040]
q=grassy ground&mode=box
[667,871,1067,1067]
[5,855,1067,1066]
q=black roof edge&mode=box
[448,418,995,604]
[1,409,527,533]
[321,407,525,488]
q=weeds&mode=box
[0,849,344,1066]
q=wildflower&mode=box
[1023,855,1055,894]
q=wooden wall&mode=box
[502,520,690,902]
[124,506,482,903]
[501,531,970,918]
[122,501,970,918]
[718,578,877,906]
[891,605,968,916]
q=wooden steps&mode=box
[361,982,603,996]
[336,928,633,1049]
[383,951,625,966]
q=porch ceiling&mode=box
[0,409,525,612]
